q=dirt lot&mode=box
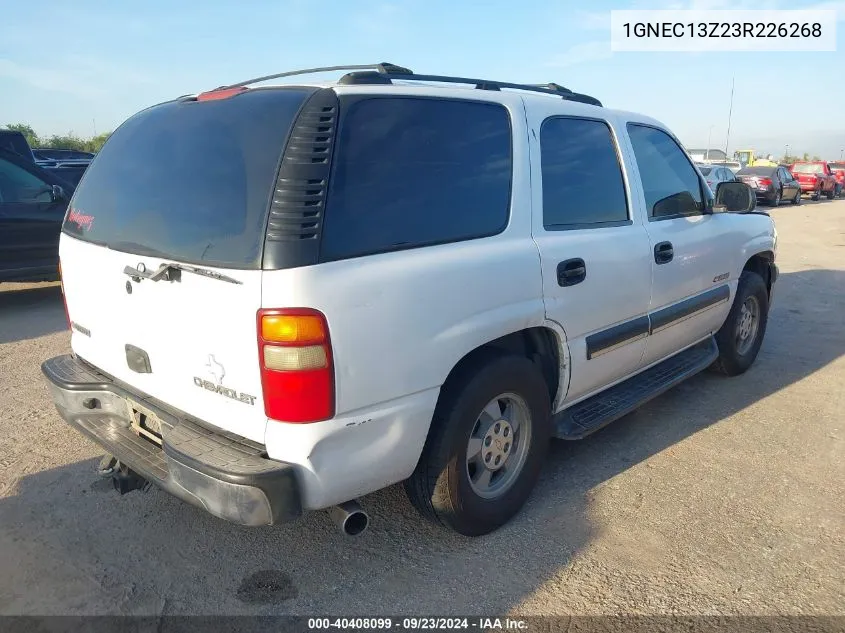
[0,200,843,617]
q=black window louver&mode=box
[266,93,338,244]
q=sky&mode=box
[1,0,844,159]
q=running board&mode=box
[553,337,719,440]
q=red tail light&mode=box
[58,260,71,330]
[257,308,335,423]
[759,178,772,187]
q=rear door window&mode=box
[320,97,512,262]
[539,117,629,229]
[63,88,312,268]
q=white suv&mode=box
[43,63,777,537]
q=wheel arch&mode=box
[742,250,776,297]
[438,324,570,415]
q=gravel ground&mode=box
[0,199,843,617]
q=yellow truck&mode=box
[734,149,778,168]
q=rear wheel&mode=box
[825,186,835,200]
[712,271,769,376]
[771,191,781,207]
[404,354,551,536]
[812,188,821,201]
[791,189,801,205]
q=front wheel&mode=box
[712,271,769,376]
[404,354,551,536]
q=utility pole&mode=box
[785,144,789,161]
[706,125,714,160]
[724,77,734,161]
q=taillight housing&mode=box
[759,178,772,187]
[257,308,335,423]
[58,260,70,330]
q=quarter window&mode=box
[627,124,704,219]
[321,97,513,262]
[540,117,629,229]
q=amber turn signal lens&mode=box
[261,314,326,344]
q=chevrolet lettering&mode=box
[192,377,256,406]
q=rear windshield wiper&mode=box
[123,262,242,285]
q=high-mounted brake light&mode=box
[196,86,248,101]
[257,309,334,423]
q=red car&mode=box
[828,162,845,197]
[789,161,837,200]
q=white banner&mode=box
[610,10,837,52]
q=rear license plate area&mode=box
[126,399,164,447]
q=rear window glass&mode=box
[698,166,712,176]
[738,167,775,176]
[791,163,823,174]
[320,97,512,262]
[64,88,311,268]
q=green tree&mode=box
[812,155,821,161]
[803,152,810,161]
[4,123,39,148]
[43,133,87,152]
[4,124,111,153]
[85,132,111,153]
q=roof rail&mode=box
[339,70,603,106]
[217,62,602,106]
[223,62,413,89]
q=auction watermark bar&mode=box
[0,616,844,633]
[610,10,837,52]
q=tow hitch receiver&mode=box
[104,458,151,495]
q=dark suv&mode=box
[0,148,74,282]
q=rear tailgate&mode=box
[58,87,314,443]
[61,238,268,442]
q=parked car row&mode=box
[0,130,93,188]
[719,160,844,207]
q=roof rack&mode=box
[223,63,413,89]
[220,62,602,106]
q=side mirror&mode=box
[714,181,756,213]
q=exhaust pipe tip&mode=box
[329,500,369,536]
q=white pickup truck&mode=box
[42,63,777,537]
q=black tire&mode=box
[712,271,769,376]
[825,187,835,200]
[404,353,551,536]
[770,191,781,207]
[791,189,801,205]
[812,189,821,201]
